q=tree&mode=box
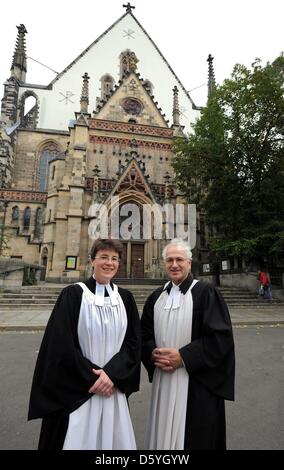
[172,54,284,264]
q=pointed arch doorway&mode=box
[112,197,146,279]
[105,184,160,279]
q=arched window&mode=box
[34,207,43,239]
[23,207,31,231]
[24,96,36,116]
[11,206,19,224]
[51,165,56,180]
[38,143,60,191]
[19,91,39,129]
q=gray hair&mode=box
[162,238,192,261]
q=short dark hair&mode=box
[90,238,123,260]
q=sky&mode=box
[0,0,283,108]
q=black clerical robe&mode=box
[141,274,235,450]
[28,277,141,450]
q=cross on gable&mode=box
[123,3,135,13]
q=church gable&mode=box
[12,7,200,133]
[95,72,168,128]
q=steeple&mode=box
[207,54,216,99]
[11,24,28,82]
[80,72,90,113]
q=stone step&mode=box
[0,286,256,296]
[5,283,259,292]
[0,291,266,302]
[0,290,262,300]
[0,300,262,306]
[0,299,58,304]
[0,297,261,306]
[0,299,281,308]
[1,284,281,309]
[0,302,280,311]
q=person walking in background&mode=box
[141,238,235,450]
[28,238,141,450]
[258,268,273,301]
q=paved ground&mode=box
[0,304,283,330]
[0,325,283,450]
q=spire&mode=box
[11,24,28,81]
[171,86,184,136]
[172,86,180,126]
[207,54,216,98]
[80,72,90,113]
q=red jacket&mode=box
[259,271,269,286]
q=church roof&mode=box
[48,10,198,110]
[16,7,201,133]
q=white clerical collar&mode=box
[164,281,181,310]
[93,278,119,307]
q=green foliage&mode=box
[173,54,284,262]
[23,269,37,286]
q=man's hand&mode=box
[152,348,183,372]
[88,369,114,397]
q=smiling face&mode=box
[91,249,120,284]
[164,244,192,285]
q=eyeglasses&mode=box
[165,257,190,264]
[94,255,120,263]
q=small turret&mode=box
[80,72,90,113]
[172,86,180,126]
[1,24,28,126]
[172,86,184,136]
[11,24,28,82]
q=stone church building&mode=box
[0,4,213,282]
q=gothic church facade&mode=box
[0,4,209,282]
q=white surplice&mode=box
[63,281,136,450]
[146,279,198,450]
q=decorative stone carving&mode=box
[90,119,173,138]
[119,50,139,78]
